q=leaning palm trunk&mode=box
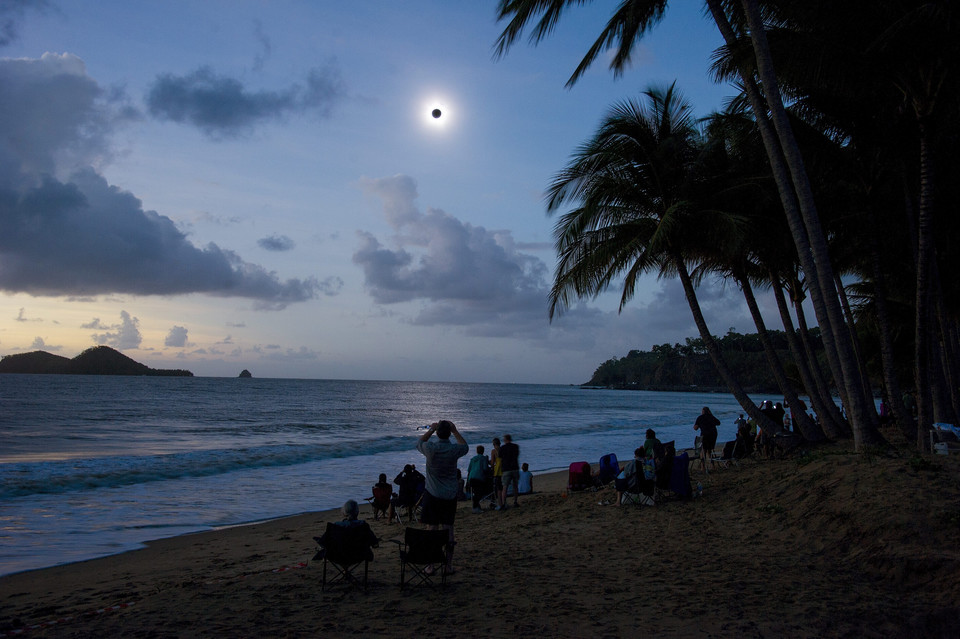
[771,277,844,439]
[834,274,877,409]
[737,0,881,449]
[792,279,852,437]
[672,252,778,434]
[705,0,865,445]
[739,276,824,441]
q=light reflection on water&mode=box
[0,374,785,575]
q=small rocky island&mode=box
[238,369,252,378]
[0,346,193,376]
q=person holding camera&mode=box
[417,419,469,573]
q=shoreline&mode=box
[2,442,959,637]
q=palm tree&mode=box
[495,0,882,449]
[545,84,779,431]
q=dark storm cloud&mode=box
[146,64,344,138]
[257,234,295,251]
[0,54,322,308]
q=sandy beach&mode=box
[2,434,959,638]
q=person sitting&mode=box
[643,428,665,464]
[615,448,645,506]
[325,500,379,565]
[394,464,425,521]
[518,462,534,494]
[370,473,395,522]
[336,499,374,533]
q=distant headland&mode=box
[0,346,193,377]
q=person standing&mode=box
[499,434,520,509]
[466,444,490,513]
[694,406,720,473]
[416,420,469,573]
[490,437,503,507]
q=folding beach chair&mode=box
[391,527,450,589]
[395,484,426,525]
[598,453,619,485]
[689,435,703,471]
[663,452,693,500]
[618,462,656,507]
[312,521,379,592]
[567,461,593,491]
[366,484,395,521]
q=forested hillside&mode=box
[585,329,825,393]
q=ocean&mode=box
[0,375,781,576]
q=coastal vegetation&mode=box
[585,329,827,394]
[494,0,959,451]
[0,346,193,376]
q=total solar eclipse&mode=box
[431,108,442,119]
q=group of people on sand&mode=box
[465,434,533,514]
[613,428,667,506]
[335,420,534,574]
[694,399,809,471]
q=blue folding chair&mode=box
[598,453,619,485]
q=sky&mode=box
[0,0,772,384]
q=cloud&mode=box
[164,325,189,348]
[91,310,142,350]
[0,0,49,48]
[318,276,343,296]
[257,234,295,252]
[29,335,61,351]
[146,64,345,138]
[252,19,272,72]
[0,54,320,308]
[81,317,108,329]
[352,174,761,349]
[353,174,552,337]
[15,307,40,322]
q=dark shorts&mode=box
[702,434,717,450]
[420,491,457,526]
[501,469,519,491]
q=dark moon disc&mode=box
[431,108,442,119]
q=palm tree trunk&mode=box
[771,275,843,439]
[739,275,824,441]
[738,0,881,449]
[915,117,935,449]
[834,273,877,410]
[930,259,957,424]
[705,0,871,446]
[792,278,851,437]
[672,252,778,434]
[939,311,960,425]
